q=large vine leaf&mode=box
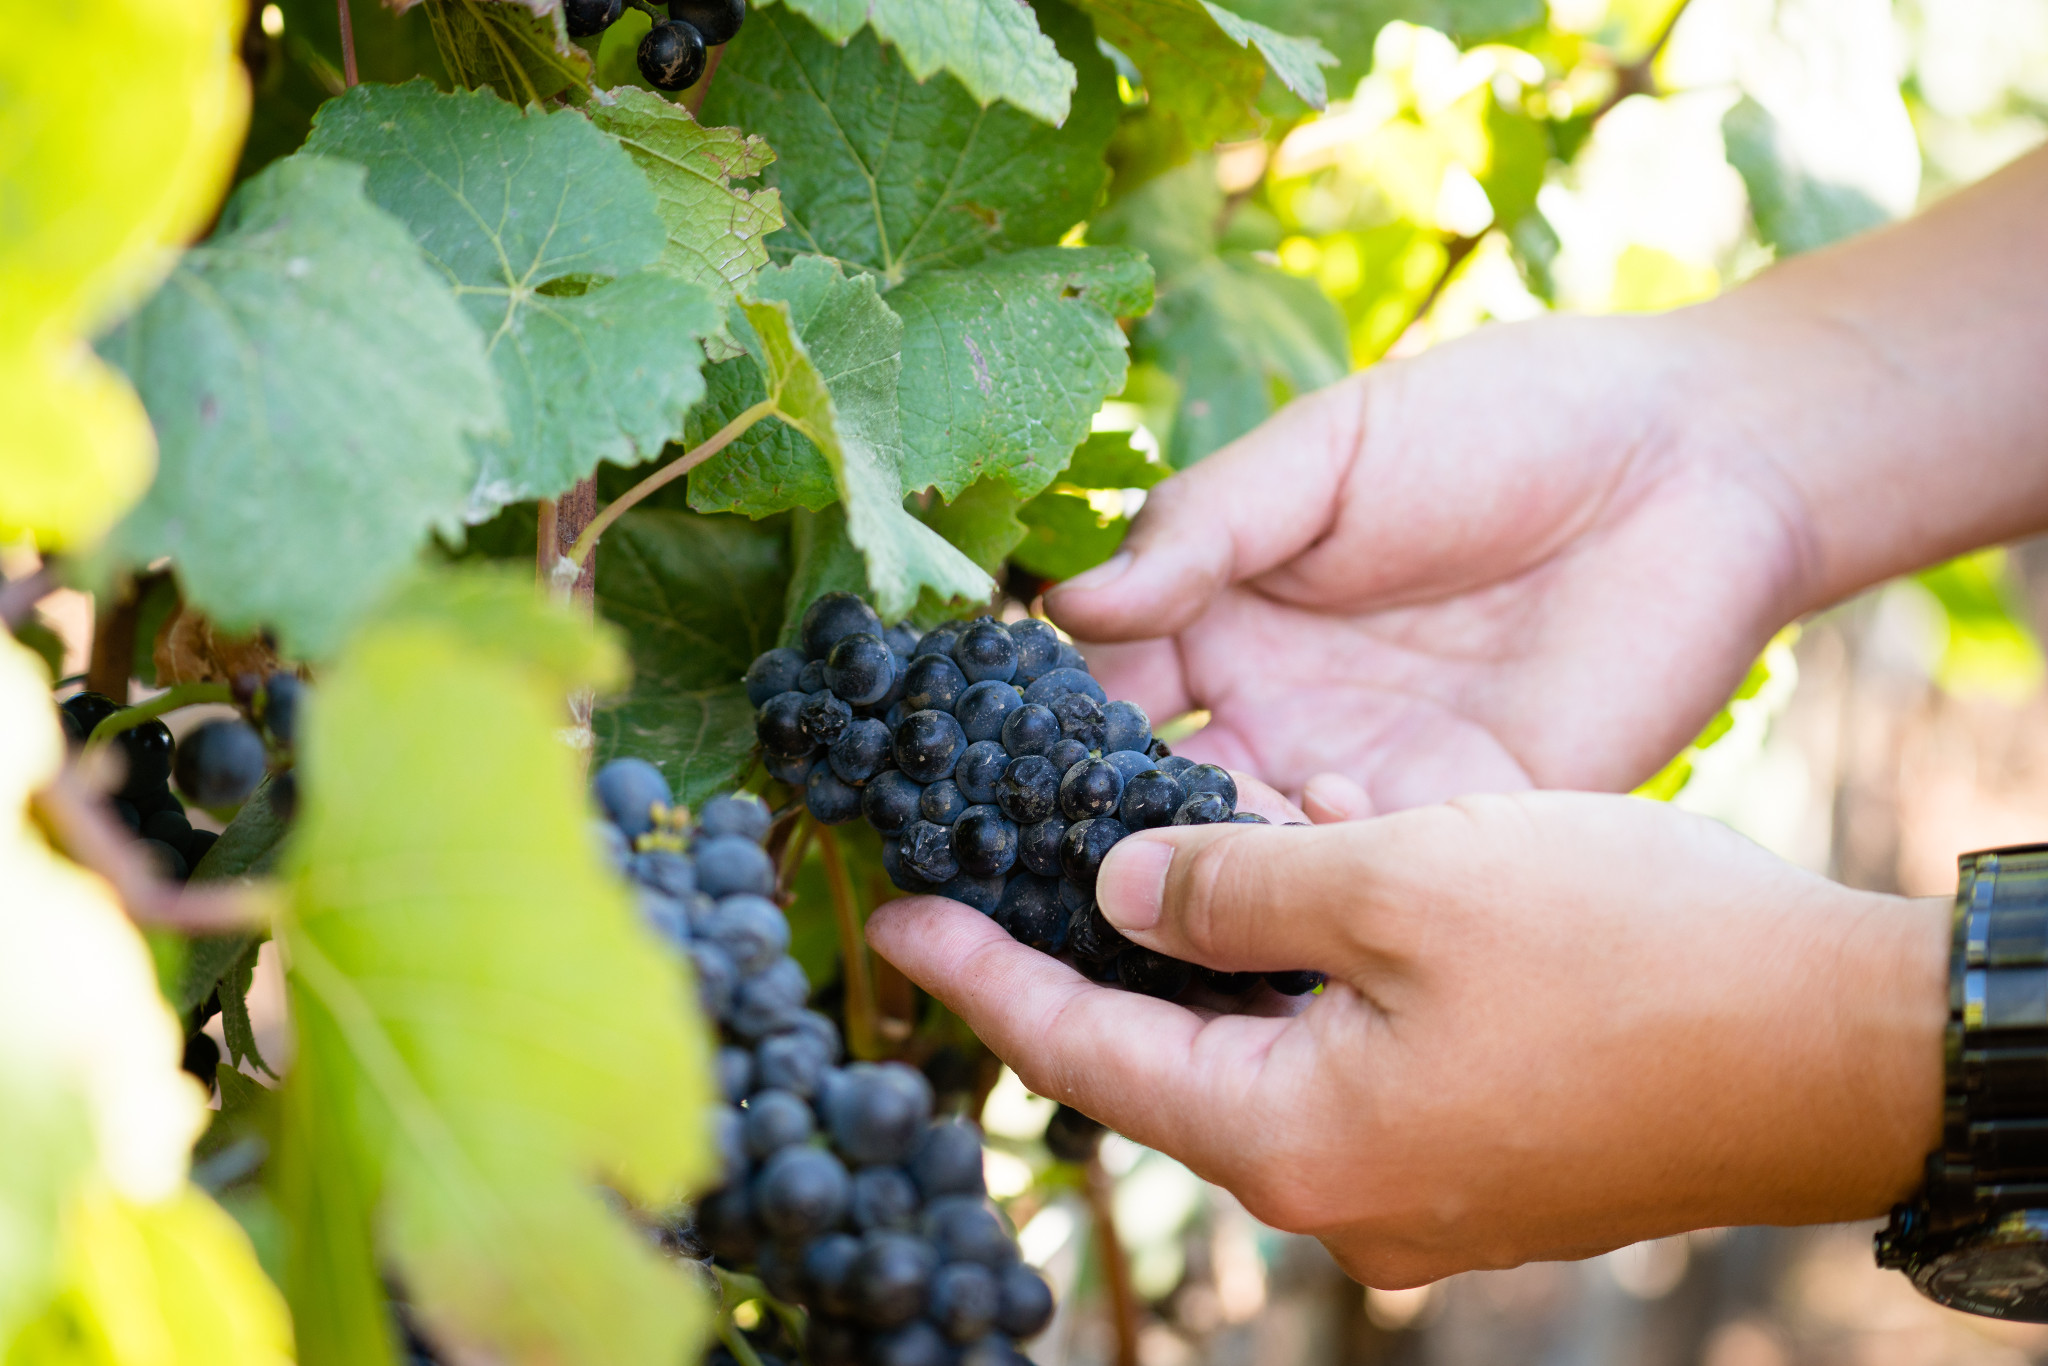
[100,156,503,659]
[0,636,288,1364]
[275,569,715,1366]
[593,688,762,810]
[597,508,790,690]
[702,1,1119,283]
[890,245,1153,500]
[763,0,1077,126]
[915,477,1028,574]
[1070,0,1269,147]
[420,0,594,104]
[586,89,786,298]
[1199,2,1337,109]
[0,0,248,553]
[305,81,718,520]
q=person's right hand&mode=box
[1049,311,1819,814]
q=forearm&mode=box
[1680,146,2048,612]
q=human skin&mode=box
[866,150,2048,1278]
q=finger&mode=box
[1227,769,1309,825]
[865,895,1291,1174]
[1044,379,1368,642]
[1092,823,1366,974]
[1071,637,1193,728]
[1303,772,1374,823]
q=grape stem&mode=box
[716,1316,766,1366]
[566,400,774,568]
[711,1268,808,1349]
[812,822,885,1062]
[83,683,236,752]
[684,44,724,117]
[336,0,360,87]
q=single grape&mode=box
[794,1009,844,1062]
[565,0,622,34]
[862,771,924,836]
[1118,770,1184,830]
[801,592,885,662]
[1148,737,1173,760]
[697,1183,758,1263]
[594,757,671,838]
[729,956,810,1038]
[822,1062,933,1166]
[1044,737,1090,776]
[182,1029,220,1082]
[687,941,738,1018]
[993,1264,1055,1339]
[1181,762,1238,808]
[702,894,789,974]
[1197,966,1262,995]
[924,1196,1017,1270]
[716,1045,754,1102]
[699,791,771,842]
[799,659,829,693]
[1021,667,1105,709]
[1266,970,1325,995]
[1101,699,1151,754]
[756,691,813,758]
[1104,748,1155,785]
[901,654,969,714]
[894,709,967,784]
[765,750,815,786]
[929,1262,1001,1343]
[918,779,968,827]
[999,703,1060,758]
[1051,692,1106,751]
[993,873,1066,952]
[953,741,1010,806]
[1058,758,1123,821]
[1006,618,1063,684]
[744,1087,817,1157]
[806,764,864,825]
[951,806,1018,879]
[669,0,745,44]
[1044,1105,1105,1164]
[753,1145,851,1242]
[141,807,191,845]
[994,756,1058,826]
[850,1165,921,1232]
[915,621,967,660]
[951,620,1018,684]
[804,1233,864,1319]
[638,17,708,88]
[937,871,1005,915]
[1230,811,1270,824]
[263,673,304,748]
[637,887,690,947]
[908,1119,986,1199]
[1057,818,1128,890]
[178,828,219,871]
[59,691,123,744]
[849,1230,937,1328]
[115,717,175,801]
[1016,814,1067,877]
[1116,946,1191,999]
[899,820,959,887]
[629,848,697,897]
[745,647,808,706]
[136,837,189,881]
[1171,790,1231,825]
[826,632,897,705]
[755,1028,830,1097]
[695,835,775,897]
[954,680,1022,745]
[799,689,854,746]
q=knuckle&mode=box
[1173,834,1247,957]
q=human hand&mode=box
[1048,312,1818,813]
[867,788,1945,1286]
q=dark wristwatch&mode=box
[1877,842,2048,1319]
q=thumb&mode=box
[1094,822,1366,976]
[1044,377,1367,642]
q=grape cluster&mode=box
[565,0,746,91]
[594,760,1056,1366]
[744,594,1323,1003]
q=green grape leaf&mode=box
[1722,95,1893,257]
[596,508,790,693]
[305,81,719,519]
[1198,1,1336,108]
[216,939,271,1077]
[1071,0,1263,147]
[1013,488,1127,580]
[778,506,870,646]
[889,246,1154,501]
[586,88,786,299]
[683,355,839,514]
[275,568,712,1366]
[420,0,594,104]
[1060,430,1169,489]
[593,684,761,810]
[702,1,1118,283]
[916,478,1028,574]
[765,0,1077,126]
[100,156,501,660]
[736,260,994,616]
[1220,0,1539,94]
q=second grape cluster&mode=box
[565,0,746,91]
[747,594,1322,1003]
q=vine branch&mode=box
[336,0,360,87]
[813,822,883,1062]
[1086,1155,1140,1366]
[685,45,725,117]
[565,400,775,568]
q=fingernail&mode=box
[1096,838,1173,931]
[1054,551,1131,595]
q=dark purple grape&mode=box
[826,632,897,706]
[952,620,1018,684]
[951,806,1018,878]
[902,654,969,714]
[564,0,622,36]
[1118,769,1184,830]
[1230,811,1270,824]
[862,771,924,836]
[638,17,707,89]
[1058,758,1123,821]
[999,703,1061,758]
[729,957,810,1039]
[929,1262,1001,1343]
[1044,1104,1104,1164]
[895,710,967,784]
[995,756,1058,826]
[804,1234,864,1319]
[954,680,1022,745]
[745,647,808,705]
[700,792,770,841]
[849,1230,937,1327]
[687,941,738,1018]
[1051,692,1106,751]
[994,873,1066,952]
[800,689,853,746]
[918,779,968,827]
[994,1264,1055,1338]
[1044,737,1089,776]
[1101,699,1151,754]
[1172,790,1231,825]
[1021,667,1105,709]
[173,719,267,808]
[753,1145,851,1242]
[695,835,775,897]
[744,1087,816,1157]
[1058,818,1128,889]
[757,691,813,758]
[806,763,864,824]
[716,1045,754,1102]
[1017,814,1067,877]
[821,1062,933,1166]
[850,1165,921,1232]
[938,871,1006,915]
[1117,947,1191,999]
[923,1195,1017,1269]
[801,592,884,662]
[1066,902,1129,966]
[899,820,958,885]
[915,621,967,660]
[629,848,697,896]
[953,741,1010,806]
[909,1119,986,1200]
[1181,763,1237,808]
[1266,970,1325,996]
[1006,618,1063,684]
[702,893,788,973]
[698,1183,757,1263]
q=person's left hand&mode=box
[867,783,1946,1286]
